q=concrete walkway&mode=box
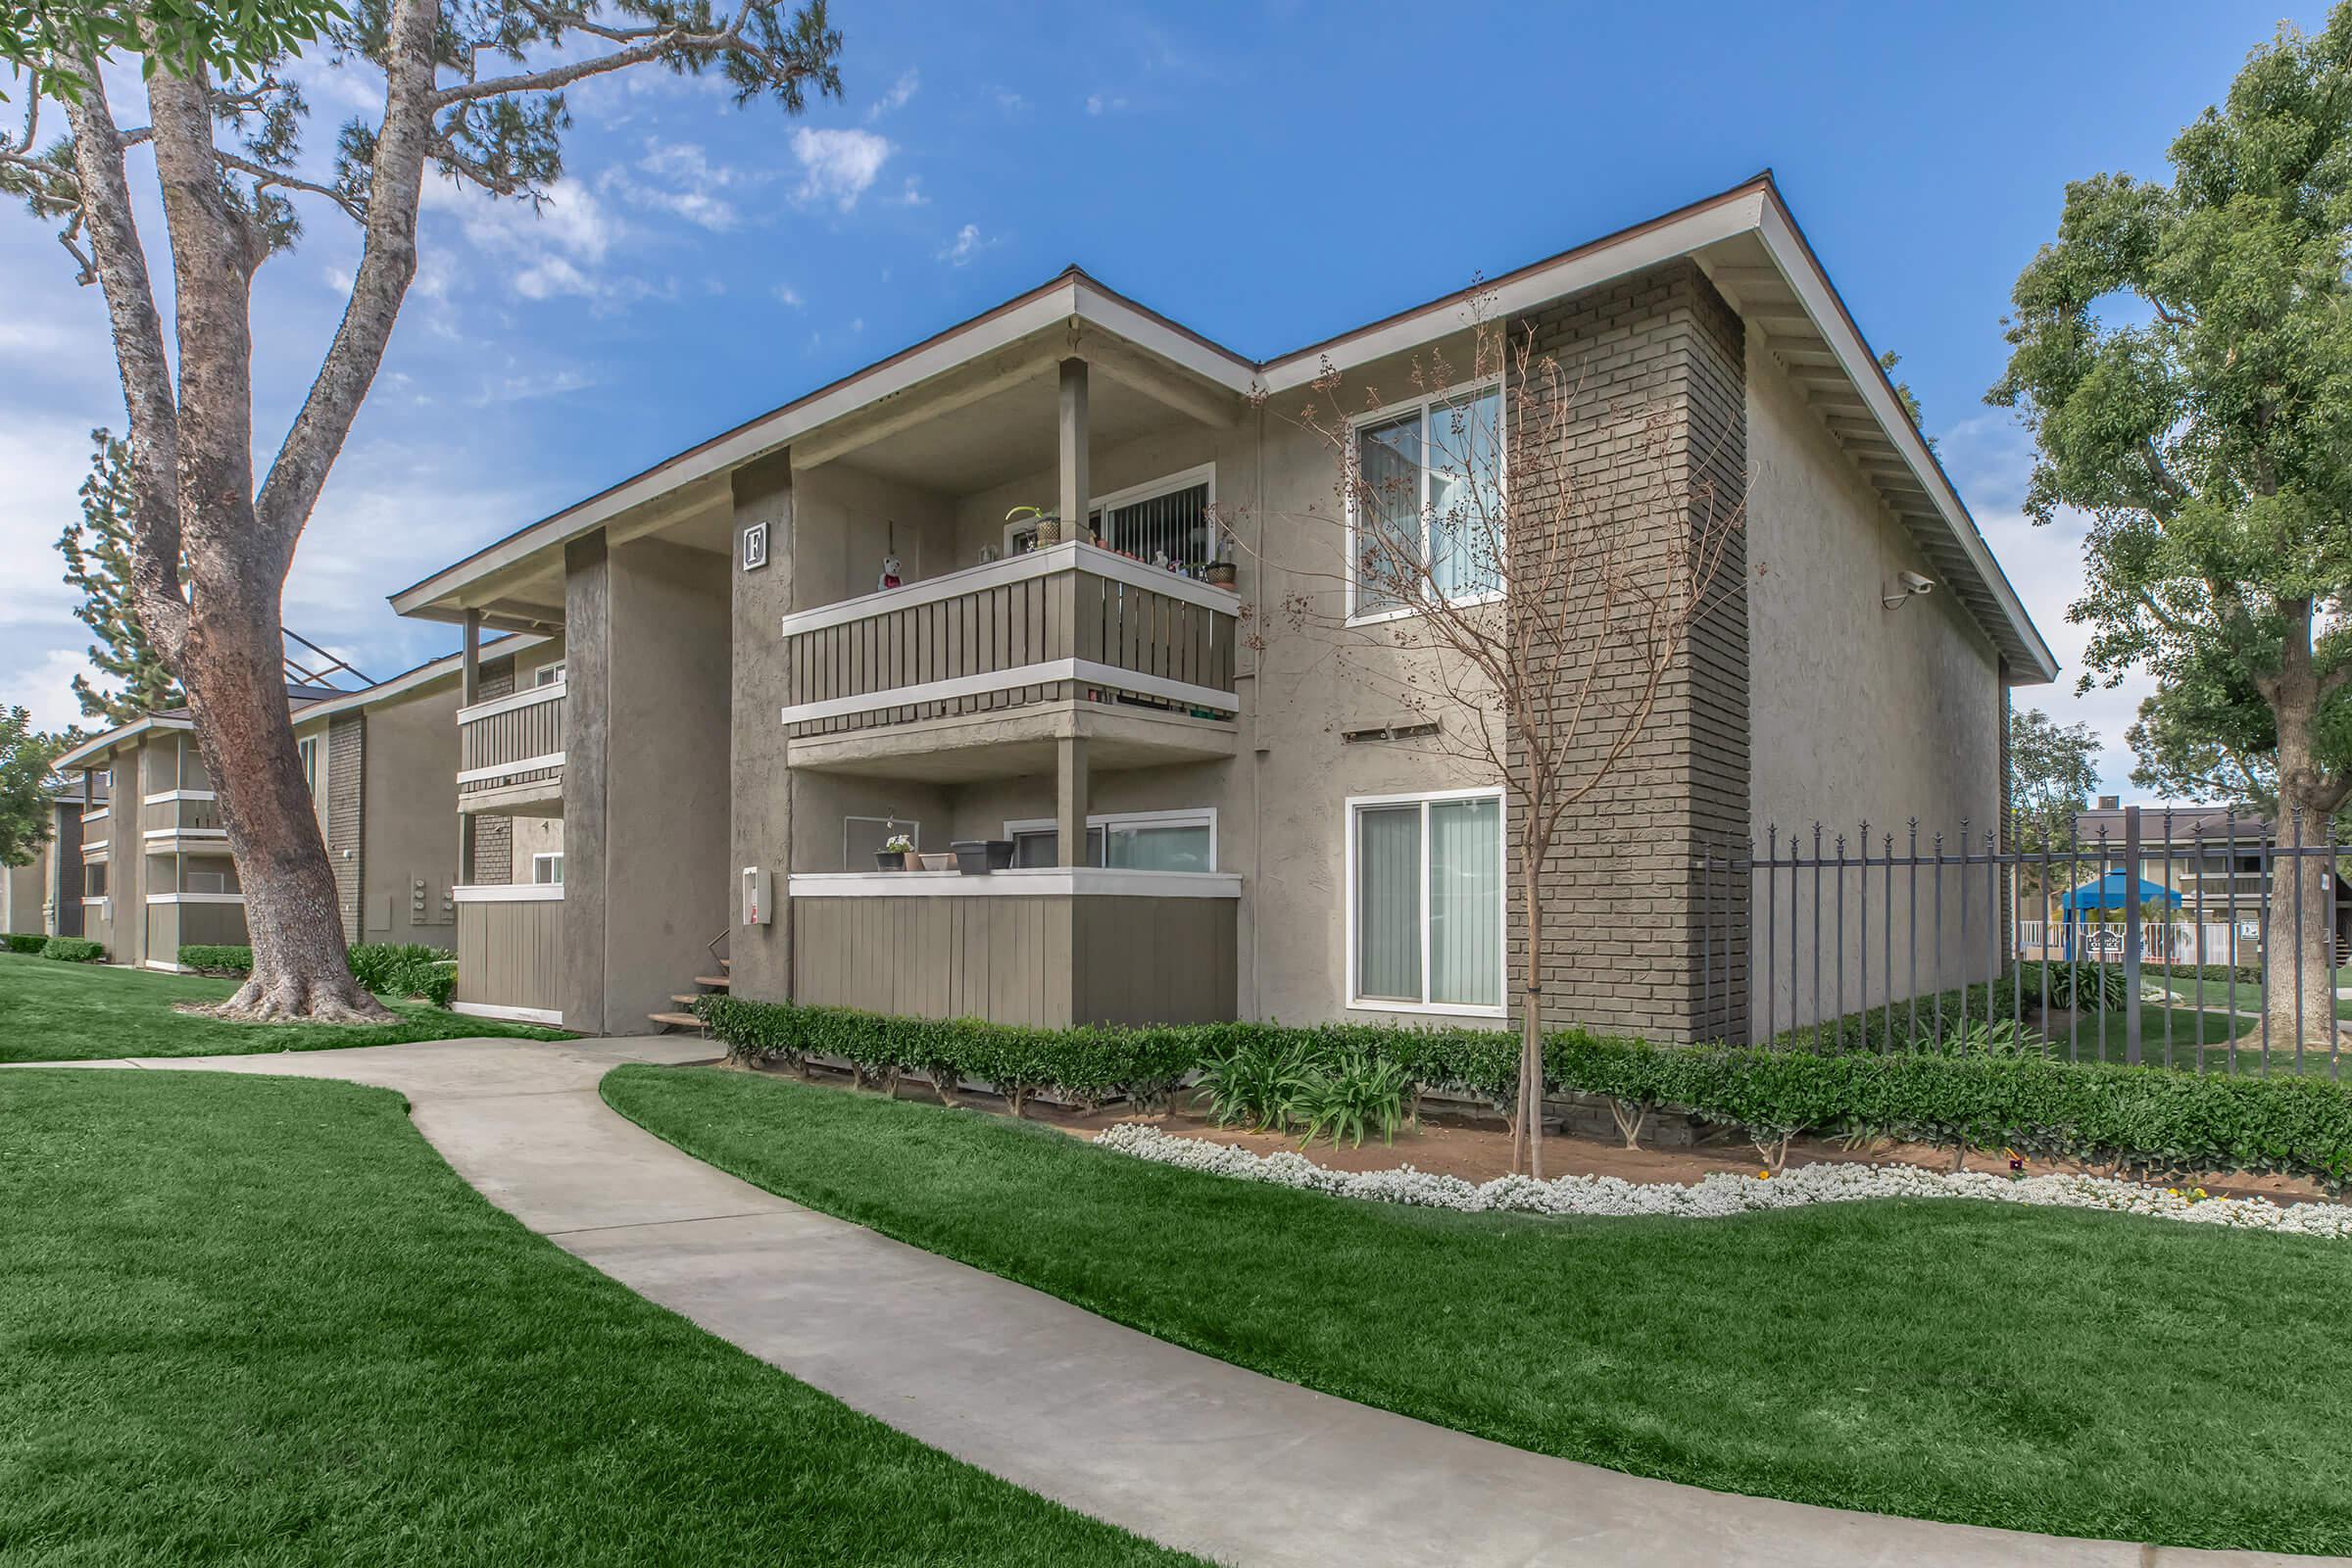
[18,1037,2334,1568]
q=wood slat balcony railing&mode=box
[458,681,566,801]
[777,542,1239,740]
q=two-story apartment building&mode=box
[391,173,2055,1039]
[0,783,84,939]
[53,639,539,968]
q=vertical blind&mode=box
[1094,482,1212,565]
[1355,795,1501,1008]
[1351,386,1505,611]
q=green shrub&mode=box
[4,933,48,955]
[1284,1048,1411,1149]
[173,941,456,1005]
[1196,1031,1306,1131]
[687,998,2352,1194]
[40,937,105,963]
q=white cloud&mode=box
[0,416,99,627]
[894,176,930,208]
[865,68,919,122]
[773,283,806,308]
[600,139,747,233]
[423,176,629,304]
[938,222,993,267]
[1,648,100,734]
[1085,93,1128,116]
[791,127,892,212]
[995,88,1030,114]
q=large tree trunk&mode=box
[2264,636,2346,1056]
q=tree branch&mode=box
[253,0,437,551]
[215,149,365,223]
[55,57,189,667]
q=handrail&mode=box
[778,539,1237,637]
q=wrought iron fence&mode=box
[1697,806,2349,1076]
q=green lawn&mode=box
[606,1064,2352,1557]
[0,950,567,1061]
[2153,974,2352,1022]
[0,1069,1196,1566]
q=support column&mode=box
[460,608,481,706]
[1056,735,1090,869]
[1057,358,1089,540]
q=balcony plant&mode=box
[877,833,916,871]
[1004,504,1061,549]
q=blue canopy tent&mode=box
[2057,872,2181,960]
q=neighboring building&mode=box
[388,172,2055,1039]
[0,783,84,939]
[51,640,537,969]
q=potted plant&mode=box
[877,833,917,871]
[1005,504,1061,549]
[1204,522,1238,588]
[950,839,1017,874]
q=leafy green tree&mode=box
[1877,349,1933,452]
[1,0,843,1019]
[1988,5,2352,1045]
[2010,708,2102,887]
[0,706,66,869]
[58,427,181,724]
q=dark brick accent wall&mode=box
[467,660,515,884]
[1505,260,1751,1044]
[327,712,366,943]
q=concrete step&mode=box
[646,1011,704,1032]
[718,957,731,969]
[669,994,706,1008]
[693,975,730,990]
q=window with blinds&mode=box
[1091,480,1212,566]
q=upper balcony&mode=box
[780,540,1241,777]
[458,679,565,813]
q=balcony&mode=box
[138,791,228,854]
[788,867,1239,1027]
[451,882,565,1025]
[459,680,565,813]
[779,541,1241,778]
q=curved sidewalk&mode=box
[24,1037,2334,1568]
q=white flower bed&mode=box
[1091,1123,2352,1239]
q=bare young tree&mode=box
[1231,312,1745,1177]
[2,0,843,1018]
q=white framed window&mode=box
[530,852,564,886]
[297,733,326,824]
[1003,465,1217,566]
[534,662,566,687]
[1004,808,1215,872]
[84,861,108,898]
[845,815,919,867]
[1345,788,1504,1016]
[1347,380,1504,622]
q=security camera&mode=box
[1883,570,1937,610]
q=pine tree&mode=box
[56,428,180,724]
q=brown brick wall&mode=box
[467,661,515,884]
[327,712,365,943]
[1505,261,1750,1044]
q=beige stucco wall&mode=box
[358,680,465,946]
[1742,342,2006,1022]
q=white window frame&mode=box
[1343,786,1507,1019]
[1002,807,1216,870]
[530,852,564,885]
[1002,464,1217,559]
[534,661,566,687]
[1345,378,1506,627]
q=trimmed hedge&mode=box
[4,933,47,955]
[177,942,457,1007]
[692,995,1198,1114]
[692,996,2352,1193]
[40,937,105,963]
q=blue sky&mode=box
[0,0,2322,795]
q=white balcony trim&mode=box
[457,678,566,725]
[81,839,108,856]
[453,1000,564,1026]
[788,868,1242,900]
[143,789,216,805]
[457,751,565,786]
[453,881,565,903]
[779,540,1238,637]
[144,826,228,841]
[777,659,1235,728]
[146,892,244,905]
[83,807,108,822]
